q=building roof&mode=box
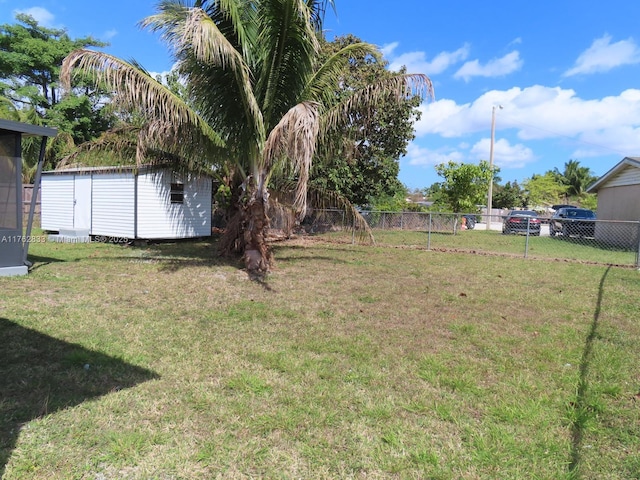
[42,165,145,175]
[0,119,58,137]
[586,157,640,193]
[42,164,214,178]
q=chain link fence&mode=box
[298,209,640,268]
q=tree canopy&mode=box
[522,172,568,207]
[309,35,421,206]
[0,14,115,176]
[553,159,598,197]
[431,160,494,213]
[62,0,432,276]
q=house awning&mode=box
[0,119,58,138]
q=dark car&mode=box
[551,204,577,211]
[502,210,541,235]
[549,207,596,238]
[463,214,477,229]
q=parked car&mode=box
[551,204,577,211]
[549,207,596,238]
[502,210,541,235]
[463,214,477,229]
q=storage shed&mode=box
[586,156,640,248]
[41,166,212,241]
[0,119,57,276]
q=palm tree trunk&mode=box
[242,192,271,275]
[220,178,272,277]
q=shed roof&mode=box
[586,157,640,193]
[42,164,214,178]
[0,119,58,137]
[42,165,147,175]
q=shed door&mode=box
[73,175,92,230]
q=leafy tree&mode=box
[522,172,567,207]
[0,14,115,175]
[310,35,421,206]
[432,160,494,212]
[61,0,432,276]
[0,14,106,112]
[492,180,525,209]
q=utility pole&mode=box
[486,105,501,230]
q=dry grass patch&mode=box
[1,234,639,478]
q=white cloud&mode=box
[470,138,536,168]
[103,29,118,40]
[454,51,523,81]
[414,99,469,138]
[412,85,640,170]
[14,7,55,27]
[387,44,470,75]
[404,143,464,167]
[380,42,399,58]
[564,35,640,77]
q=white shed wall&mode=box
[91,173,136,237]
[41,175,75,231]
[136,171,211,239]
[42,168,211,239]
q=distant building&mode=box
[587,156,640,247]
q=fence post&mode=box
[352,213,356,245]
[427,213,432,250]
[636,222,640,269]
[524,217,530,258]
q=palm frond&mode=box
[270,179,375,244]
[263,101,319,217]
[303,41,380,104]
[61,49,226,163]
[57,124,140,169]
[256,0,320,128]
[142,3,265,170]
[306,186,375,244]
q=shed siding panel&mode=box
[601,166,640,188]
[41,175,75,231]
[596,184,640,221]
[183,175,212,237]
[136,171,211,239]
[91,173,135,237]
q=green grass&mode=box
[1,233,640,479]
[346,228,639,266]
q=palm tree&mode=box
[554,160,597,197]
[61,0,432,276]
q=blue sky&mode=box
[3,0,640,190]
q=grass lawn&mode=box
[1,234,640,479]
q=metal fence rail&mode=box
[300,209,640,268]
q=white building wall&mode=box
[42,168,211,240]
[41,175,75,231]
[600,165,640,189]
[136,170,211,239]
[183,175,212,237]
[91,173,136,237]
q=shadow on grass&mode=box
[568,265,611,477]
[0,318,159,477]
[270,243,354,265]
[104,236,243,273]
[550,235,637,253]
[25,254,68,272]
